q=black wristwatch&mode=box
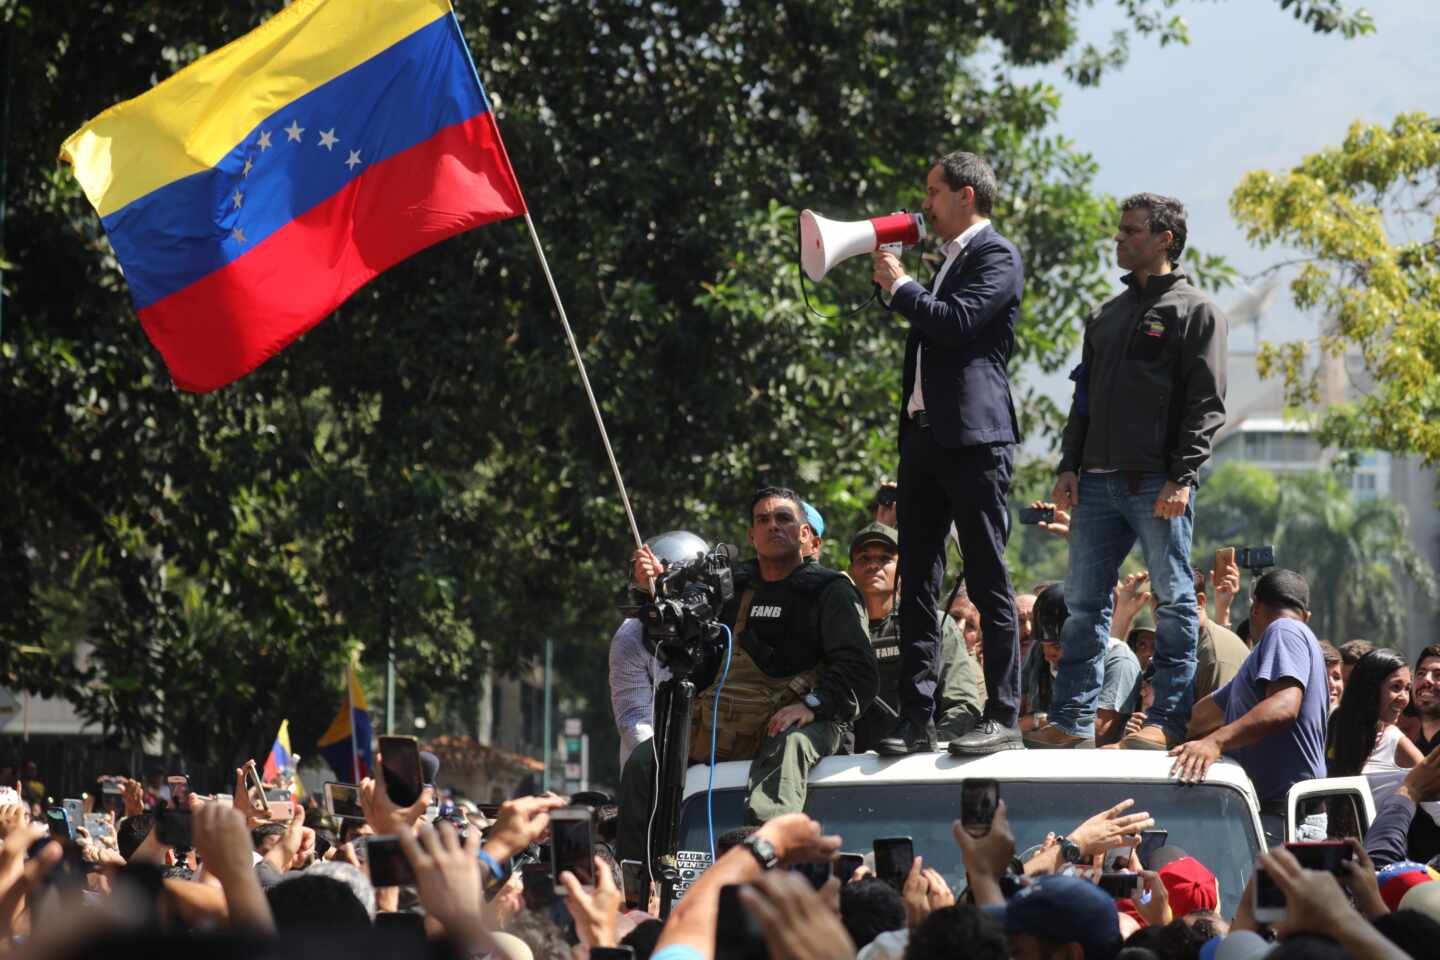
[743,834,780,871]
[803,691,823,713]
[1056,835,1084,864]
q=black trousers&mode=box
[896,422,1019,727]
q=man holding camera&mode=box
[615,487,874,861]
[870,150,1024,755]
[1029,193,1227,751]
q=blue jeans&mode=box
[1050,472,1198,739]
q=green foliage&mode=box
[0,0,1354,781]
[1192,463,1433,648]
[1231,113,1440,466]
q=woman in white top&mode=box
[1326,648,1425,776]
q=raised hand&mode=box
[1068,798,1154,857]
[562,856,623,947]
[398,820,488,948]
[740,870,857,960]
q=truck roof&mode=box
[682,750,1260,803]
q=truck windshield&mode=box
[678,779,1260,917]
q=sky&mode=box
[1007,0,1440,453]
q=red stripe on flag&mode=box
[139,111,525,392]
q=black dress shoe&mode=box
[947,719,1024,756]
[876,719,938,757]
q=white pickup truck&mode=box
[671,752,1379,917]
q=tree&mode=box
[1190,463,1434,648]
[0,0,1371,781]
[1230,113,1440,466]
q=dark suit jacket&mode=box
[891,223,1024,449]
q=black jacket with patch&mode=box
[1058,270,1227,485]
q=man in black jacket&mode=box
[1029,193,1227,751]
[870,151,1024,756]
[614,486,875,860]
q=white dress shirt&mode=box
[890,218,991,417]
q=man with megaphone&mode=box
[868,151,1026,757]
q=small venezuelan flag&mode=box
[60,0,526,392]
[317,661,374,783]
[262,718,295,785]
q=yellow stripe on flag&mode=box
[59,0,452,218]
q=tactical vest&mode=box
[688,560,847,762]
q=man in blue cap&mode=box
[801,500,825,562]
[989,875,1123,960]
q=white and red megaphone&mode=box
[799,209,927,282]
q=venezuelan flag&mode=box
[318,661,374,783]
[262,718,294,784]
[59,0,526,392]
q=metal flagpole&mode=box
[347,661,360,783]
[521,211,644,552]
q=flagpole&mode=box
[521,212,645,553]
[347,661,360,783]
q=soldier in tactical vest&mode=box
[614,486,876,862]
[847,522,984,752]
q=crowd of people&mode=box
[6,153,1438,958]
[6,739,1440,959]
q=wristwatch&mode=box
[1056,835,1085,864]
[803,691,822,712]
[743,834,780,870]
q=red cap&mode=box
[1158,856,1219,917]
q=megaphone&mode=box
[799,209,927,282]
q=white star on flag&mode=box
[232,189,243,209]
[318,128,339,151]
[285,120,305,142]
[242,157,253,176]
[232,227,246,243]
[345,150,362,171]
[257,130,272,151]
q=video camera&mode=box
[1237,545,1275,571]
[634,544,737,677]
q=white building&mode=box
[1211,350,1439,661]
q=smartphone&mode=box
[792,861,831,890]
[268,800,296,822]
[167,775,191,808]
[45,807,74,841]
[1215,547,1237,578]
[521,862,557,910]
[875,486,898,508]
[1107,845,1136,872]
[620,859,646,911]
[873,837,914,890]
[378,735,423,808]
[83,813,115,842]
[1253,866,1286,923]
[243,760,273,819]
[834,852,866,885]
[265,788,292,803]
[1018,506,1055,525]
[62,798,85,826]
[960,778,999,837]
[156,808,193,849]
[715,883,766,960]
[365,835,417,887]
[1135,829,1169,869]
[1097,872,1142,899]
[591,949,636,960]
[549,806,595,894]
[325,782,365,821]
[1285,840,1353,874]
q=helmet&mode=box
[644,530,711,569]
